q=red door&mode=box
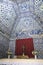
[15,38,34,58]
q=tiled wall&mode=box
[0,0,43,58]
[0,0,16,31]
[0,34,9,58]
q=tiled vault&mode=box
[0,0,43,58]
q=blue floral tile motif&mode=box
[18,1,30,12]
[30,30,34,34]
[16,32,25,37]
[30,29,42,34]
[37,29,41,34]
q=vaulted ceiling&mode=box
[0,0,43,39]
[0,0,43,58]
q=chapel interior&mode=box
[0,0,43,59]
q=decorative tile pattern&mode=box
[0,0,43,58]
[18,1,30,13]
[0,0,16,30]
[34,0,43,16]
[15,16,42,38]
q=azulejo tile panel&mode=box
[18,1,30,12]
[0,0,16,30]
[15,15,42,38]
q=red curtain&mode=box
[15,38,34,58]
